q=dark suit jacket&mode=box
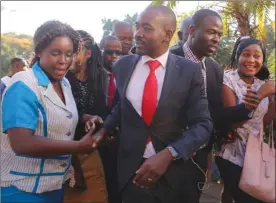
[170,46,252,177]
[171,46,252,132]
[104,53,213,191]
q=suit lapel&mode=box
[151,53,179,125]
[178,46,184,57]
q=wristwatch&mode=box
[166,146,181,160]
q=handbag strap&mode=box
[258,124,264,150]
[269,122,275,149]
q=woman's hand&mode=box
[78,127,105,153]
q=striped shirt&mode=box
[183,42,207,96]
[1,62,78,193]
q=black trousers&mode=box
[121,159,199,203]
[215,156,264,203]
[98,139,121,203]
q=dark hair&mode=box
[66,30,106,118]
[10,57,23,65]
[191,9,221,28]
[99,35,120,50]
[229,36,269,80]
[29,20,80,68]
[75,30,104,93]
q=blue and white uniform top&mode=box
[1,62,79,193]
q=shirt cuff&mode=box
[167,146,181,160]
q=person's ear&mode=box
[177,31,183,41]
[86,50,92,59]
[164,28,174,43]
[189,25,196,38]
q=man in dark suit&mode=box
[91,5,213,203]
[99,35,122,203]
[170,9,262,201]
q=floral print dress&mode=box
[219,70,269,167]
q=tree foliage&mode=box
[1,33,33,76]
[268,48,275,80]
[201,0,275,44]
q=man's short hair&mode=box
[10,57,23,65]
[179,16,192,33]
[99,35,120,50]
[192,9,221,28]
[112,21,132,36]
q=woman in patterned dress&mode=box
[216,37,275,203]
[64,30,108,203]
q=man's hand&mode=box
[243,89,260,111]
[132,148,174,188]
[85,116,103,133]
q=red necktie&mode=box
[108,73,116,109]
[142,60,160,144]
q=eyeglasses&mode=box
[104,50,121,56]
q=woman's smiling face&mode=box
[237,44,264,78]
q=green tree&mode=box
[101,18,117,37]
[268,48,275,80]
[221,0,275,40]
[1,33,33,76]
[212,37,236,66]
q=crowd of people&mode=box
[1,4,275,203]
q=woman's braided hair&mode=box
[75,30,104,95]
[29,20,81,68]
[66,30,107,118]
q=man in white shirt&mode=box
[1,57,27,95]
[92,5,213,203]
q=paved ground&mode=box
[200,182,223,203]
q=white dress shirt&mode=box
[126,50,169,158]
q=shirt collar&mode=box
[183,42,205,63]
[32,62,50,86]
[141,49,170,69]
